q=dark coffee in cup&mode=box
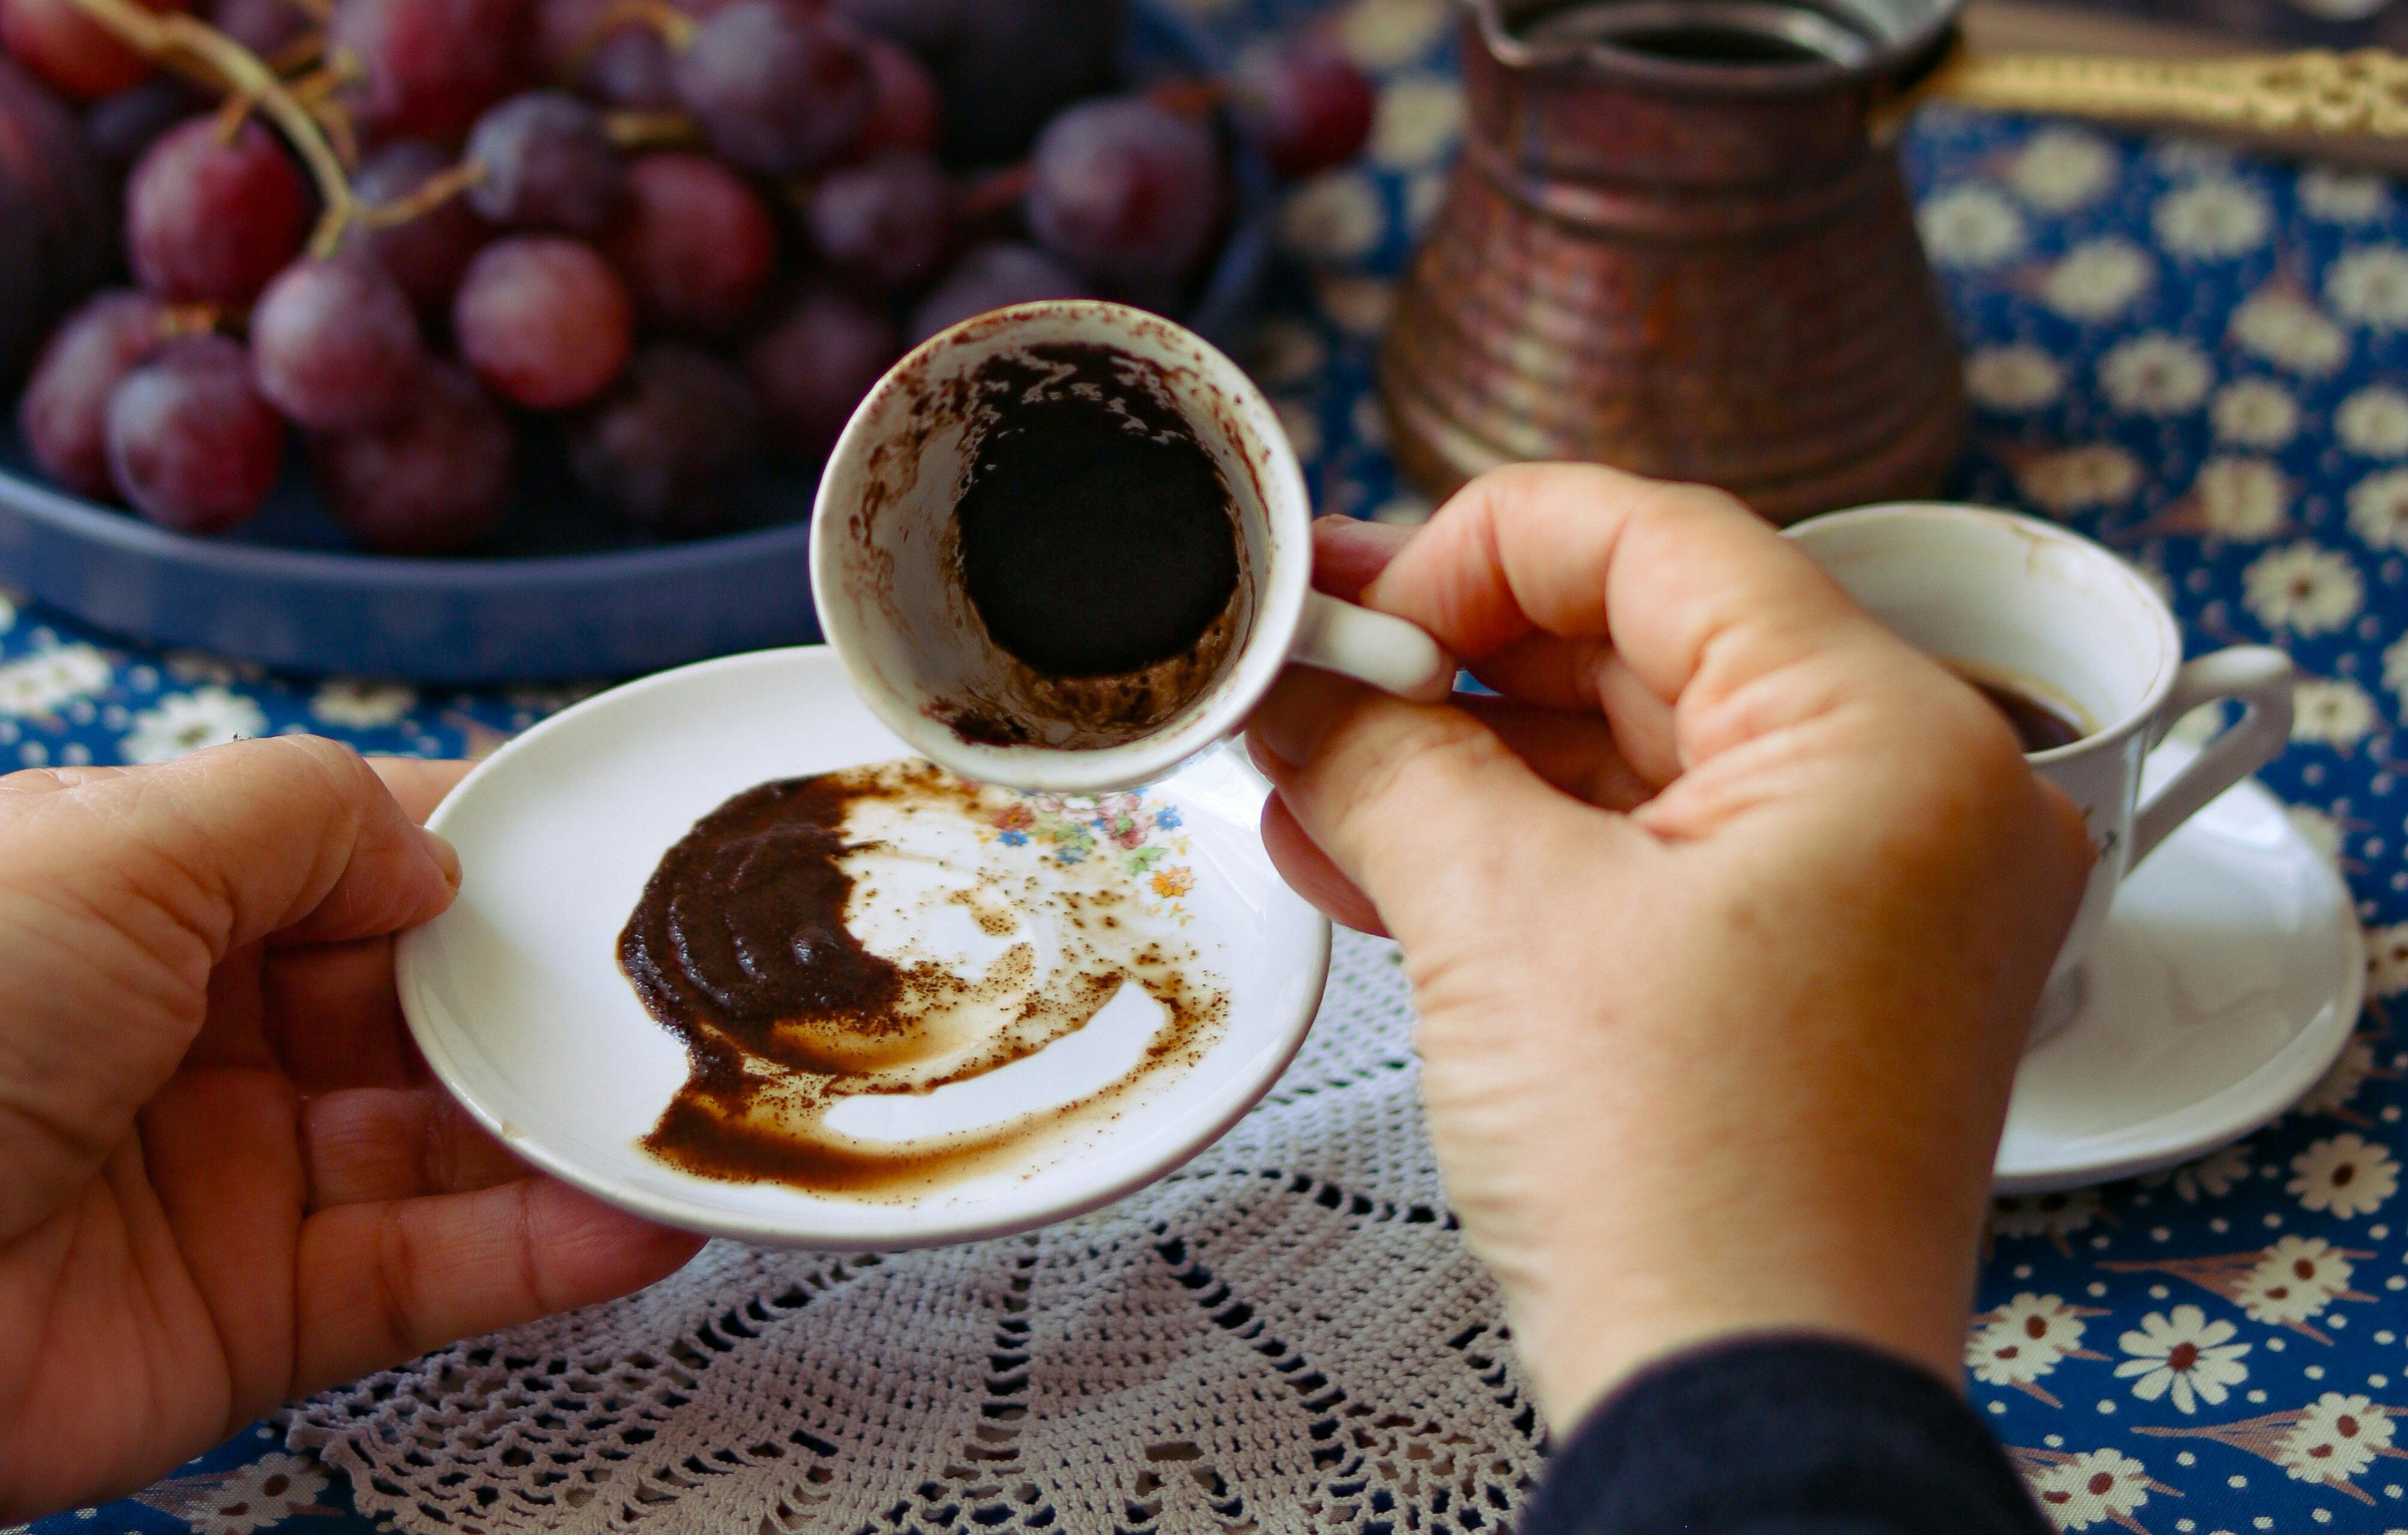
[1954,666,2087,754]
[954,341,1241,681]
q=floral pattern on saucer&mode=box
[985,792,1197,922]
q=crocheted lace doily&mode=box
[290,930,1544,1535]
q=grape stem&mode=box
[288,58,362,167]
[560,0,695,85]
[63,0,362,257]
[605,109,703,149]
[264,29,324,73]
[1147,78,1226,120]
[960,163,1034,220]
[359,157,486,227]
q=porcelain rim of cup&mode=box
[810,300,1313,795]
[1790,501,2184,763]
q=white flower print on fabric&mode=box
[2292,678,2379,748]
[1367,73,1460,169]
[2018,1447,2160,1533]
[2243,542,2363,634]
[2137,1395,2408,1504]
[2018,445,2142,515]
[2008,126,2117,211]
[2116,1305,2249,1413]
[1967,1294,2108,1406]
[2300,1034,2384,1120]
[164,649,264,686]
[1279,170,1385,262]
[120,686,268,764]
[2329,247,2408,329]
[2350,467,2408,550]
[1964,344,2064,411]
[2210,378,2300,448]
[2301,166,2392,222]
[310,680,418,729]
[2165,698,2229,747]
[2231,284,2350,375]
[2150,136,2237,176]
[2236,1236,2370,1328]
[1991,1188,2108,1255]
[2383,631,2408,705]
[2154,178,2273,258]
[0,643,110,719]
[2128,556,2175,608]
[2277,1393,2398,1488]
[2098,333,2213,416]
[1317,273,1395,336]
[2340,385,2408,457]
[1274,398,1322,463]
[1403,169,1444,234]
[1353,391,1389,448]
[2041,238,2153,322]
[2369,922,2408,996]
[2105,1235,2377,1344]
[1250,319,1326,387]
[2165,1141,2258,1202]
[2291,1133,2399,1218]
[2287,804,2345,867]
[1336,0,1449,70]
[2191,457,2287,538]
[129,1452,330,1535]
[1918,184,2027,268]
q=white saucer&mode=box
[1995,740,2365,1193]
[396,645,1331,1250]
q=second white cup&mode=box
[811,300,1453,793]
[1790,503,2296,1026]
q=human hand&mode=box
[1249,466,2091,1433]
[0,738,704,1520]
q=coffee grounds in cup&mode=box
[953,342,1240,681]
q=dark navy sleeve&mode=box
[1519,1336,2050,1535]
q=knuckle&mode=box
[1320,710,1504,825]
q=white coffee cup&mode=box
[1789,503,2294,1023]
[810,300,1454,793]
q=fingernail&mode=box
[420,826,462,891]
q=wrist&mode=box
[1494,1214,1981,1433]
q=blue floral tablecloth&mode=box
[14,2,2408,1531]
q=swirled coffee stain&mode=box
[620,758,1227,1197]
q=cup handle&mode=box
[2127,646,2295,869]
[1291,591,1457,703]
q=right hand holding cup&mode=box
[1246,464,2096,1435]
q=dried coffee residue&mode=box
[926,341,1248,746]
[619,758,1227,1197]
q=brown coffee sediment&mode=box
[926,342,1247,746]
[619,760,1228,1197]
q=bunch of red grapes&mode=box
[0,0,1373,554]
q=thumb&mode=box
[0,736,460,1238]
[1,734,461,957]
[1247,668,1640,944]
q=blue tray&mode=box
[0,0,1272,683]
